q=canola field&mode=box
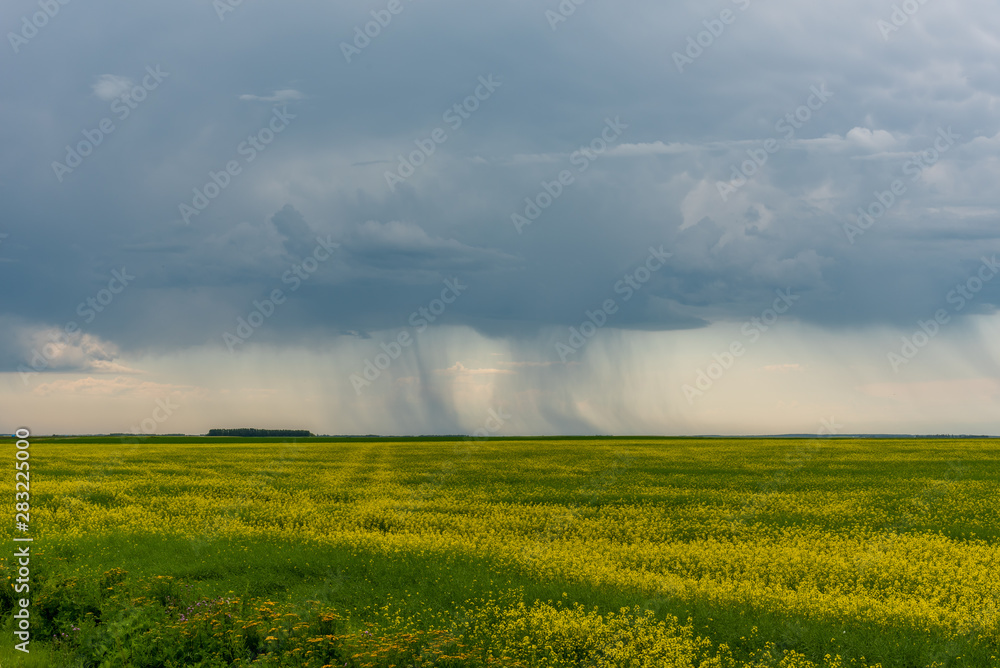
[2,436,999,667]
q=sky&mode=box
[2,0,999,436]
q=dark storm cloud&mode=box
[270,204,319,259]
[2,0,999,366]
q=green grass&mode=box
[2,437,998,667]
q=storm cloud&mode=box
[2,0,999,434]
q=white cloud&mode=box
[239,89,304,102]
[845,127,898,151]
[435,362,515,376]
[92,74,133,101]
[19,327,140,374]
[608,141,700,157]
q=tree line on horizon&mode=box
[206,428,313,437]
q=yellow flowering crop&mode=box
[2,436,997,667]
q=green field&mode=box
[2,436,999,667]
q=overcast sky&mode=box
[2,0,999,436]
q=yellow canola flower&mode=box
[17,437,999,667]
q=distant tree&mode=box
[206,428,313,437]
